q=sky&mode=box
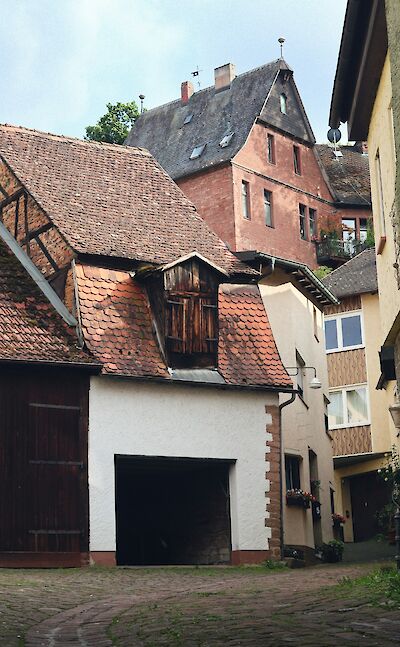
[0,0,348,144]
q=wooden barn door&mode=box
[0,369,89,567]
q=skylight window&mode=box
[184,114,193,125]
[219,132,234,148]
[190,144,206,160]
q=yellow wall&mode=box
[368,55,398,344]
[260,270,334,550]
[362,293,395,451]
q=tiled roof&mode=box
[0,124,253,277]
[218,284,292,388]
[322,248,377,298]
[0,241,95,366]
[315,144,371,206]
[76,264,292,389]
[126,58,314,180]
[75,263,169,378]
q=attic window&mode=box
[280,93,287,115]
[184,114,193,125]
[219,132,234,148]
[190,144,206,159]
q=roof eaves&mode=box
[236,251,339,306]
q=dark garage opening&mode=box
[115,455,233,565]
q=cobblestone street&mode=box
[0,562,398,646]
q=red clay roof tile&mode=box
[0,124,254,277]
[76,264,291,388]
[0,241,96,367]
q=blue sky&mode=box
[0,0,347,143]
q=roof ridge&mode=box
[0,123,151,157]
[136,59,282,117]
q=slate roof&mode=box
[126,59,291,180]
[76,264,292,389]
[322,248,377,298]
[0,240,96,367]
[315,144,371,206]
[0,124,252,277]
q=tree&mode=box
[85,101,140,145]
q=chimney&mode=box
[214,63,236,91]
[181,81,194,105]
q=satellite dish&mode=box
[327,128,342,144]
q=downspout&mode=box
[278,391,297,558]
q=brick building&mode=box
[127,58,372,269]
[0,124,295,566]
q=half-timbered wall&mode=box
[0,367,89,567]
[0,161,73,278]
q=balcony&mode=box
[316,238,370,267]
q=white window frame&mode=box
[324,310,364,353]
[328,383,370,430]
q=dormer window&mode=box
[280,93,287,114]
[145,254,227,369]
[190,144,206,159]
[219,132,234,148]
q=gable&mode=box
[260,73,315,144]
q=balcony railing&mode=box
[316,239,369,265]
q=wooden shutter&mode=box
[165,298,188,353]
[200,298,218,354]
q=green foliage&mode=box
[335,567,400,606]
[365,218,375,248]
[317,540,344,563]
[378,446,400,489]
[85,101,140,145]
[313,265,333,280]
[262,559,287,570]
[375,502,396,532]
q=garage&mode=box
[115,455,233,565]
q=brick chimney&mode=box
[214,63,236,91]
[181,81,194,105]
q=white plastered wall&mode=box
[260,272,334,549]
[88,377,278,553]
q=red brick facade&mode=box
[177,125,371,268]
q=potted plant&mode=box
[375,503,396,544]
[378,447,400,544]
[332,512,346,527]
[286,489,315,509]
[317,540,344,563]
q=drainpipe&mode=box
[278,392,297,558]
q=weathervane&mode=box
[278,37,285,58]
[191,66,203,90]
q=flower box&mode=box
[286,489,313,509]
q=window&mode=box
[293,145,301,175]
[241,181,250,220]
[359,218,368,243]
[342,218,356,253]
[375,150,386,236]
[299,204,307,240]
[309,208,317,238]
[267,133,275,164]
[324,312,363,352]
[183,114,193,125]
[328,385,369,429]
[264,190,273,227]
[190,143,206,159]
[280,93,287,115]
[313,306,319,341]
[285,455,301,491]
[296,351,305,399]
[219,132,234,148]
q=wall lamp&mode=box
[389,401,400,434]
[285,366,322,390]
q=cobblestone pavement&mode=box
[0,562,398,646]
